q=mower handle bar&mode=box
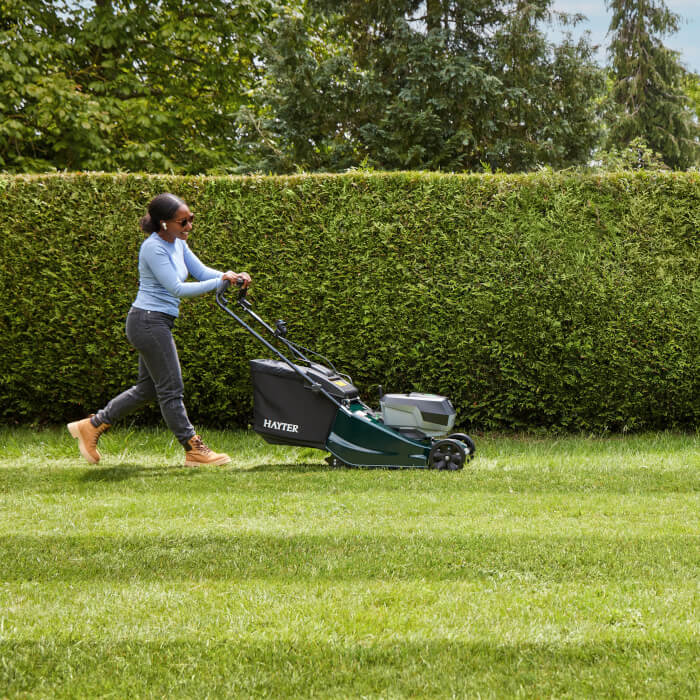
[215,279,344,410]
[218,278,343,375]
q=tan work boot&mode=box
[184,435,231,467]
[67,415,111,464]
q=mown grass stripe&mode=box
[2,639,698,698]
[2,463,699,496]
[1,533,697,583]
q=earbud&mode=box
[162,222,167,230]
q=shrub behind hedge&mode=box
[1,171,697,432]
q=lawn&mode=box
[0,427,698,698]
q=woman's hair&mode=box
[139,193,186,233]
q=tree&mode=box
[242,0,605,173]
[605,0,699,169]
[0,0,278,173]
[489,1,604,170]
[1,0,606,174]
[683,71,700,123]
[0,1,100,172]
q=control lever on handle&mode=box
[218,277,249,307]
[235,277,248,302]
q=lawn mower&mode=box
[216,281,475,469]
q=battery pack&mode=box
[380,393,456,437]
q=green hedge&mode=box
[1,171,698,432]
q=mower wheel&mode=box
[447,433,476,460]
[428,438,466,471]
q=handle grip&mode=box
[235,277,247,300]
[219,276,250,309]
[221,277,246,292]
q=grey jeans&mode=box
[95,307,195,445]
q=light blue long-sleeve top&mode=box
[132,233,223,317]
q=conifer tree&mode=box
[605,0,699,169]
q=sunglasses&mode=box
[172,214,194,226]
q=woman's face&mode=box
[163,204,194,241]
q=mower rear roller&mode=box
[324,455,349,469]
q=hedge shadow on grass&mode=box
[78,464,195,482]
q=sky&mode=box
[549,0,700,73]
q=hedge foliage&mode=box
[1,171,698,432]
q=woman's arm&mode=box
[184,243,252,289]
[145,243,220,298]
[183,243,222,281]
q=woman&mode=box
[68,192,251,467]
